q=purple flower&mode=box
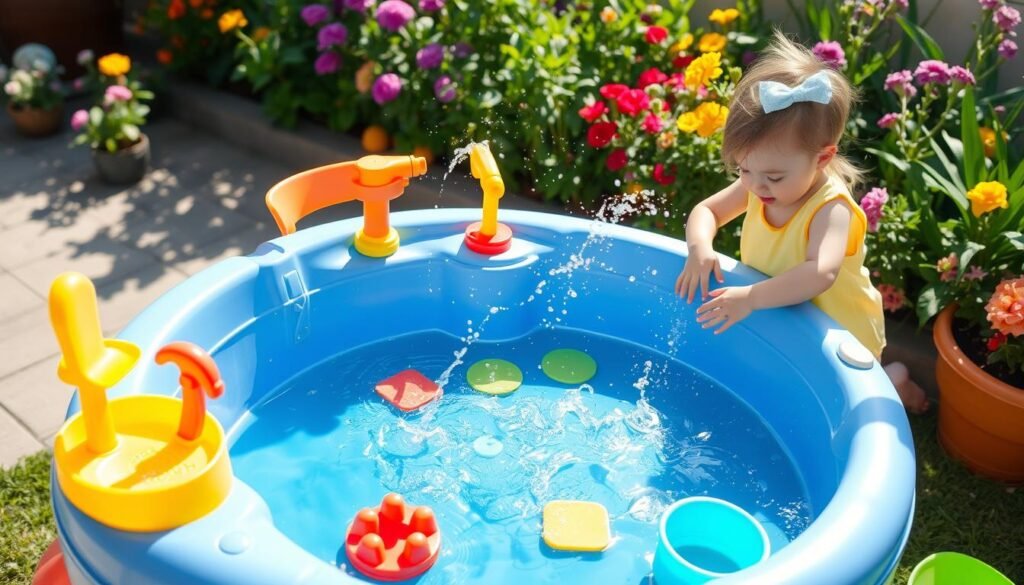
[433,74,456,103]
[70,109,89,131]
[859,187,889,232]
[452,42,474,58]
[76,49,94,66]
[742,51,758,66]
[888,0,908,9]
[999,39,1018,59]
[979,0,1002,10]
[416,43,444,69]
[878,112,900,129]
[419,0,444,11]
[914,60,951,85]
[104,85,132,104]
[342,0,374,11]
[301,4,330,26]
[72,78,85,91]
[315,52,341,75]
[812,41,846,69]
[317,22,348,50]
[376,0,414,31]
[949,65,975,86]
[884,70,917,98]
[994,5,1021,32]
[372,73,402,104]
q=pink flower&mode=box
[376,0,414,31]
[342,0,374,12]
[72,78,85,92]
[986,277,1024,337]
[859,187,888,232]
[653,163,676,185]
[979,0,1002,10]
[877,284,906,313]
[301,4,330,26]
[104,85,132,104]
[637,67,668,89]
[994,5,1021,32]
[606,149,628,171]
[888,0,908,9]
[419,0,444,11]
[70,109,89,131]
[314,51,341,75]
[937,253,959,282]
[998,39,1018,60]
[578,101,608,123]
[615,89,650,116]
[599,83,629,100]
[642,112,663,134]
[645,26,668,44]
[812,41,846,69]
[914,60,951,85]
[949,65,975,86]
[452,43,474,58]
[884,70,917,97]
[416,43,444,69]
[372,73,402,104]
[965,266,989,281]
[433,75,456,103]
[317,23,348,50]
[878,112,900,129]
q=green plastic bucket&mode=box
[908,552,1013,585]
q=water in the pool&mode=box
[229,328,810,584]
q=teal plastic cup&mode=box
[652,497,770,585]
[908,552,1013,585]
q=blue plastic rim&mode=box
[654,497,770,584]
[50,209,915,585]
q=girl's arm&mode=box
[696,199,853,333]
[676,178,748,302]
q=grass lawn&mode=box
[1,410,1021,585]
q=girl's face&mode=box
[737,138,836,207]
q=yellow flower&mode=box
[698,32,727,53]
[677,102,729,138]
[684,52,723,90]
[967,181,1009,217]
[600,7,618,23]
[218,9,248,34]
[252,26,271,42]
[98,53,131,77]
[670,33,694,54]
[709,8,740,27]
[355,61,376,94]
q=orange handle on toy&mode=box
[155,342,224,442]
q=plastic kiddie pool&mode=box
[50,208,915,585]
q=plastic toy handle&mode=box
[469,144,505,237]
[155,342,225,442]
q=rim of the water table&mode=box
[53,208,916,585]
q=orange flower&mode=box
[167,0,186,20]
[98,53,131,77]
[709,8,740,27]
[986,277,1024,337]
[698,32,727,53]
[218,8,247,33]
[677,102,729,137]
[683,51,723,90]
[355,61,376,94]
[966,181,1009,217]
[252,26,271,42]
[201,7,214,19]
[600,7,617,23]
[157,49,173,65]
[188,0,204,7]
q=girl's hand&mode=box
[696,286,754,334]
[675,243,725,303]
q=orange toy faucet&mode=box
[265,155,428,257]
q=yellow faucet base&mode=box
[54,394,232,532]
[354,227,400,258]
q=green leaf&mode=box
[123,124,139,142]
[865,147,910,173]
[894,15,944,60]
[960,87,984,187]
[956,241,985,279]
[817,5,832,40]
[916,284,944,325]
[104,138,117,153]
[1005,232,1024,251]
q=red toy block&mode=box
[375,370,440,412]
[345,493,442,581]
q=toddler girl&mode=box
[675,32,928,413]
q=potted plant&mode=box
[913,89,1024,481]
[70,52,154,185]
[2,54,64,137]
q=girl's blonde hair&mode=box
[722,30,864,189]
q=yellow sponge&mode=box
[542,500,610,552]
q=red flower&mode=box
[673,54,695,69]
[987,332,1008,352]
[599,83,630,100]
[667,73,686,90]
[587,122,618,148]
[578,101,608,123]
[616,89,650,116]
[606,149,628,171]
[653,163,676,185]
[642,113,664,134]
[637,67,668,88]
[645,26,668,44]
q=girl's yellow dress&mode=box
[739,174,886,358]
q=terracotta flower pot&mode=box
[934,304,1024,482]
[92,133,150,185]
[6,102,63,137]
